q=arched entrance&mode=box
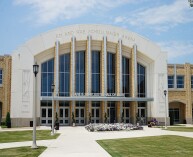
[169,101,186,125]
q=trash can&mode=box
[30,121,33,127]
[55,122,59,130]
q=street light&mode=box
[32,63,39,149]
[51,84,55,135]
[164,90,167,129]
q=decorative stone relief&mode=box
[21,102,30,113]
[158,73,165,103]
[22,70,30,102]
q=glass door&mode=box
[41,107,52,126]
[75,107,85,125]
[91,102,100,123]
[137,102,147,125]
[92,108,100,123]
[59,107,70,126]
[107,102,116,123]
[123,108,130,123]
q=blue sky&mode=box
[0,0,193,64]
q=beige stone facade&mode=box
[10,24,168,127]
[168,63,193,124]
[0,55,11,123]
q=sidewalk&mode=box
[1,126,193,157]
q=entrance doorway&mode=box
[91,102,100,123]
[169,102,185,124]
[75,102,85,125]
[59,101,70,126]
[41,107,52,125]
[40,101,52,126]
[169,108,180,125]
[107,102,116,123]
[122,102,130,123]
[137,102,147,125]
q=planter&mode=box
[7,122,11,128]
[73,123,75,127]
[55,122,59,130]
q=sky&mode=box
[0,0,193,64]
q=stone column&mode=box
[54,40,60,114]
[70,36,76,116]
[130,44,138,124]
[101,35,107,95]
[174,64,177,89]
[185,63,192,123]
[116,39,122,123]
[101,36,107,122]
[86,35,92,123]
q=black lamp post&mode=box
[51,84,55,135]
[32,63,39,149]
[164,90,167,129]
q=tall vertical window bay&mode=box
[107,52,115,94]
[76,51,85,93]
[122,57,130,97]
[41,58,54,96]
[92,51,100,93]
[59,53,70,96]
[137,63,145,97]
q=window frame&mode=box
[176,75,184,89]
[168,75,174,89]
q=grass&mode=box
[97,135,193,157]
[0,130,60,143]
[0,146,46,157]
[165,127,193,132]
[173,124,186,126]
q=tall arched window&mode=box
[92,51,100,93]
[59,53,70,96]
[137,63,146,97]
[41,58,54,96]
[107,52,115,94]
[76,51,85,93]
[122,57,130,97]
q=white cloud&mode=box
[14,0,132,25]
[114,0,193,32]
[158,41,193,60]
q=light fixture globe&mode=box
[33,63,39,77]
[51,84,55,93]
[164,90,167,96]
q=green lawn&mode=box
[0,130,60,143]
[166,127,193,132]
[0,146,46,157]
[97,135,193,157]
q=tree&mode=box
[5,112,11,128]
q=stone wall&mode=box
[168,63,193,124]
[0,55,12,123]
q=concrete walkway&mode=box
[1,126,193,157]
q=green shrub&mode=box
[5,112,11,128]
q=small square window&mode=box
[168,76,174,88]
[177,75,184,88]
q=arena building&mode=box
[8,24,169,127]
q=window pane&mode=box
[65,109,68,117]
[41,59,54,96]
[60,109,63,117]
[48,109,52,117]
[137,63,145,97]
[42,109,46,117]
